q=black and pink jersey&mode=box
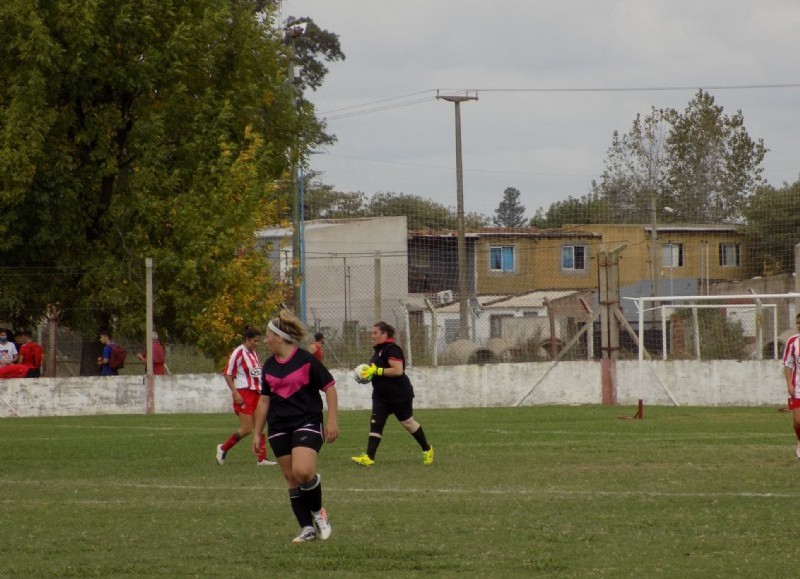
[261,347,335,431]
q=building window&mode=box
[562,245,587,271]
[719,243,740,267]
[490,246,515,272]
[490,314,512,338]
[661,243,684,267]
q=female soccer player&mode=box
[253,310,339,543]
[351,321,433,467]
[216,326,275,466]
[783,313,800,458]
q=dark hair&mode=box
[314,332,324,341]
[16,329,31,338]
[243,325,261,340]
[373,321,395,338]
[100,330,112,339]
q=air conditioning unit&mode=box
[436,290,454,305]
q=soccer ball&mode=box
[354,363,372,384]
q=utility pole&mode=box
[437,91,478,340]
[285,21,307,320]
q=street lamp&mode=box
[437,91,478,340]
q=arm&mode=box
[323,386,339,443]
[252,394,270,454]
[224,374,244,405]
[786,366,795,397]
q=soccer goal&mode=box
[625,292,800,362]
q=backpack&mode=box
[109,343,127,370]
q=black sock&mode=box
[366,435,381,459]
[411,426,430,451]
[300,474,322,513]
[289,487,313,528]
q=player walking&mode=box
[216,326,275,466]
[783,313,800,459]
[253,310,339,543]
[351,321,433,467]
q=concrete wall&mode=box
[0,359,787,418]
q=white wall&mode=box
[0,359,788,418]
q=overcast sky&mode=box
[283,0,800,219]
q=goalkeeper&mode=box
[351,321,434,467]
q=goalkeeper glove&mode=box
[360,363,383,381]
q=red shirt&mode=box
[19,342,43,369]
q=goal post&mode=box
[625,292,800,405]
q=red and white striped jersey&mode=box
[783,334,800,391]
[224,345,262,391]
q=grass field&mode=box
[1,405,797,578]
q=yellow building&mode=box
[473,225,750,295]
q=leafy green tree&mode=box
[365,192,489,231]
[666,90,767,223]
[743,178,800,275]
[591,90,766,224]
[0,1,341,367]
[492,187,527,227]
[530,193,610,228]
[303,173,367,219]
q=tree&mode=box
[592,108,671,223]
[0,1,342,366]
[530,193,610,228]
[743,178,800,275]
[492,187,527,227]
[591,90,767,224]
[666,90,767,223]
[365,192,489,231]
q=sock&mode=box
[300,474,323,513]
[366,435,381,460]
[794,424,800,443]
[221,432,241,452]
[289,487,313,529]
[411,425,431,451]
[257,435,267,461]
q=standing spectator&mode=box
[783,313,800,459]
[97,331,117,376]
[0,329,19,367]
[137,331,166,375]
[308,332,325,362]
[253,309,338,543]
[351,321,434,467]
[216,326,276,466]
[16,330,43,377]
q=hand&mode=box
[233,392,244,405]
[359,363,382,382]
[324,420,339,443]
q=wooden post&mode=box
[145,258,155,414]
[599,244,626,405]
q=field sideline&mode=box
[1,405,798,578]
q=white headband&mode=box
[268,321,295,343]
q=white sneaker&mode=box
[795,442,800,460]
[292,526,317,543]
[257,458,277,466]
[312,508,332,540]
[215,444,226,465]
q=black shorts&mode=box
[372,397,414,422]
[267,422,324,457]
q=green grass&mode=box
[1,406,797,578]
